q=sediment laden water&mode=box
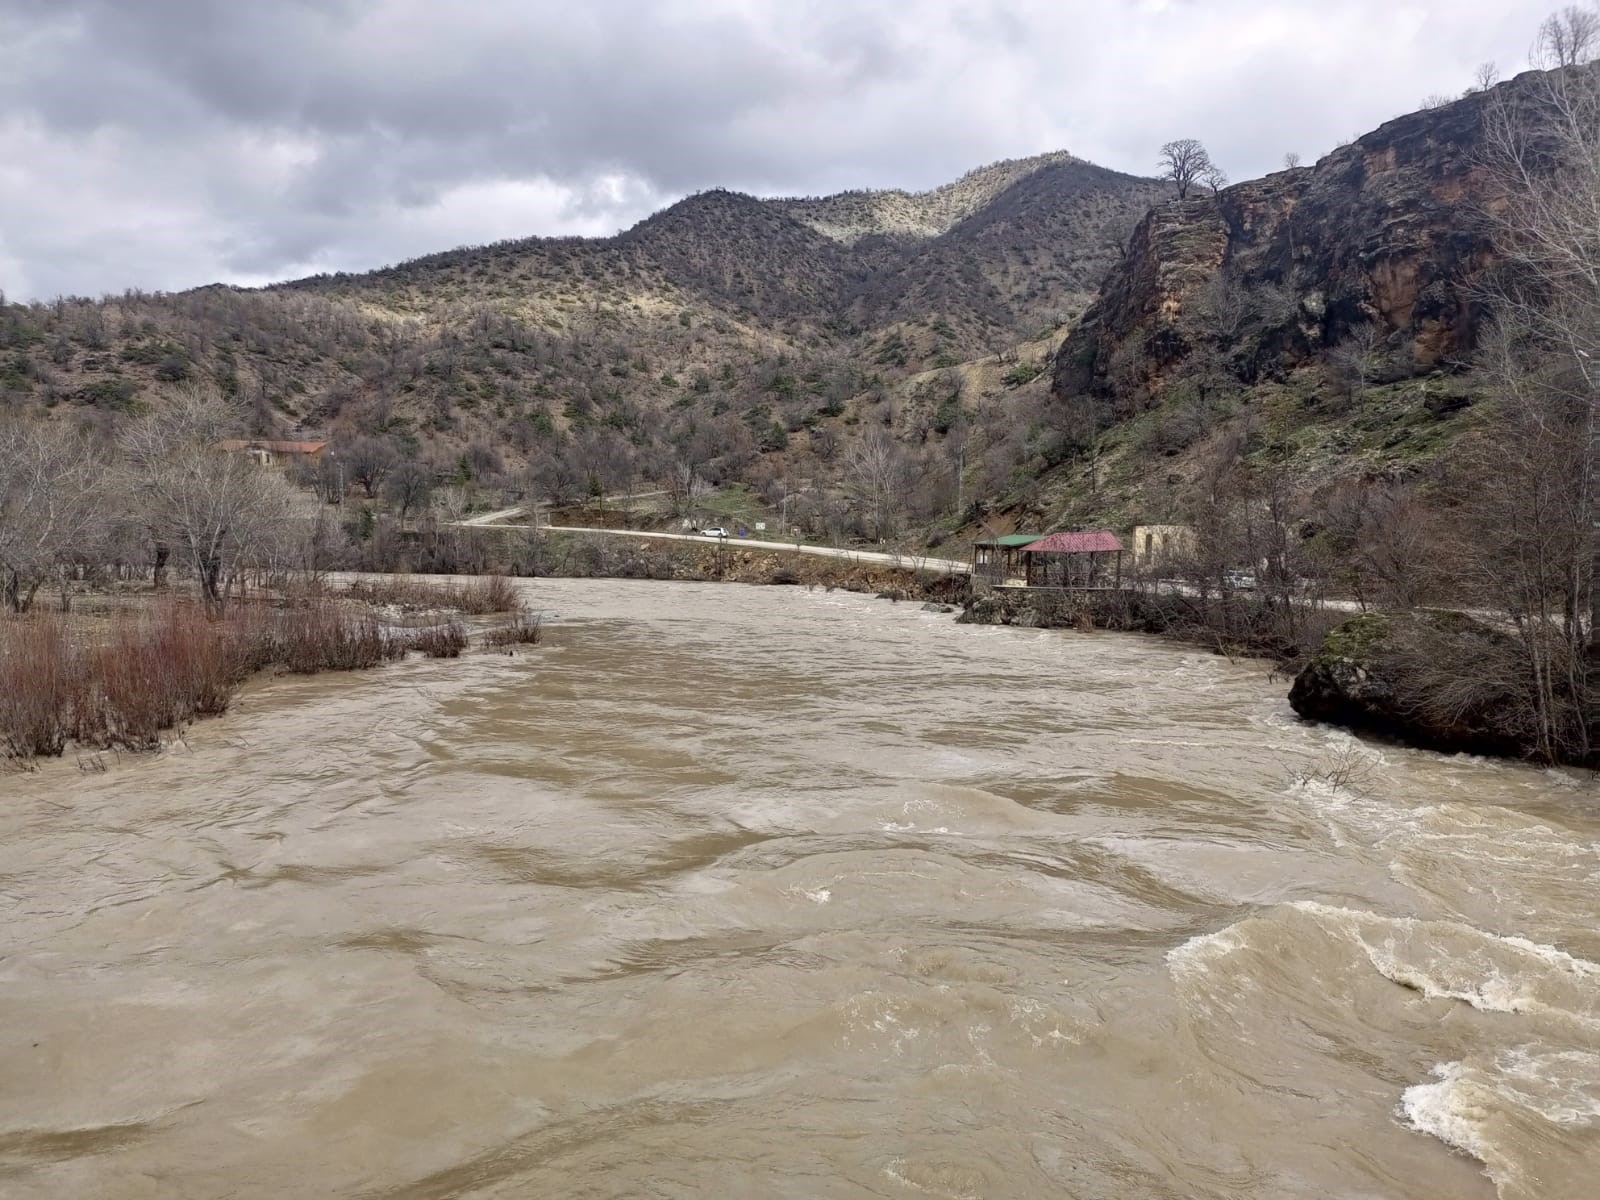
[1,579,1595,1199]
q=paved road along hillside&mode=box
[454,521,971,575]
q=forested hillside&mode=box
[0,152,1164,540]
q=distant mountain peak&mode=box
[770,151,1086,244]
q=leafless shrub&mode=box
[0,600,351,761]
[77,604,240,749]
[408,620,468,658]
[343,575,454,610]
[1291,743,1378,792]
[1388,611,1586,763]
[457,574,520,614]
[343,573,521,614]
[0,615,74,762]
[483,610,543,647]
[275,602,400,674]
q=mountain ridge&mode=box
[769,151,1085,243]
[0,93,1509,552]
[0,146,1165,542]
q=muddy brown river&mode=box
[2,579,1597,1199]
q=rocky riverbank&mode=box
[955,589,1594,767]
[956,587,1332,662]
[1288,611,1594,766]
[372,530,1594,768]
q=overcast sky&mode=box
[0,0,1555,301]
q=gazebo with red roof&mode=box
[1019,530,1124,589]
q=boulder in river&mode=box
[1288,611,1532,759]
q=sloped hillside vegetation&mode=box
[0,152,1164,549]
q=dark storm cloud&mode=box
[0,0,1555,300]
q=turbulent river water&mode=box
[2,579,1597,1199]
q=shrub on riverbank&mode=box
[0,616,75,759]
[78,604,243,750]
[482,610,542,648]
[2,599,412,764]
[274,603,401,673]
[957,587,1342,666]
[408,620,468,658]
[343,574,520,614]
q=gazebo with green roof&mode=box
[971,533,1044,585]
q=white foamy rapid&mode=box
[1170,896,1600,1199]
[1401,1049,1600,1200]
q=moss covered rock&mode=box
[1288,610,1530,758]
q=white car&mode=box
[700,526,729,538]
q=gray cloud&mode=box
[0,0,1554,300]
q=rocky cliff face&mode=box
[1052,70,1537,409]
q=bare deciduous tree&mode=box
[1482,43,1600,658]
[1283,151,1302,169]
[0,421,101,612]
[1533,4,1600,67]
[1320,481,1442,609]
[1159,139,1213,199]
[1326,325,1384,403]
[120,389,296,609]
[341,435,397,498]
[529,450,584,508]
[1443,324,1590,759]
[843,429,907,542]
[383,460,433,527]
[664,459,710,518]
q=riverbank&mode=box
[519,530,971,599]
[953,587,1595,768]
[384,528,1593,767]
[0,580,541,767]
[956,585,1339,662]
[20,544,1587,769]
